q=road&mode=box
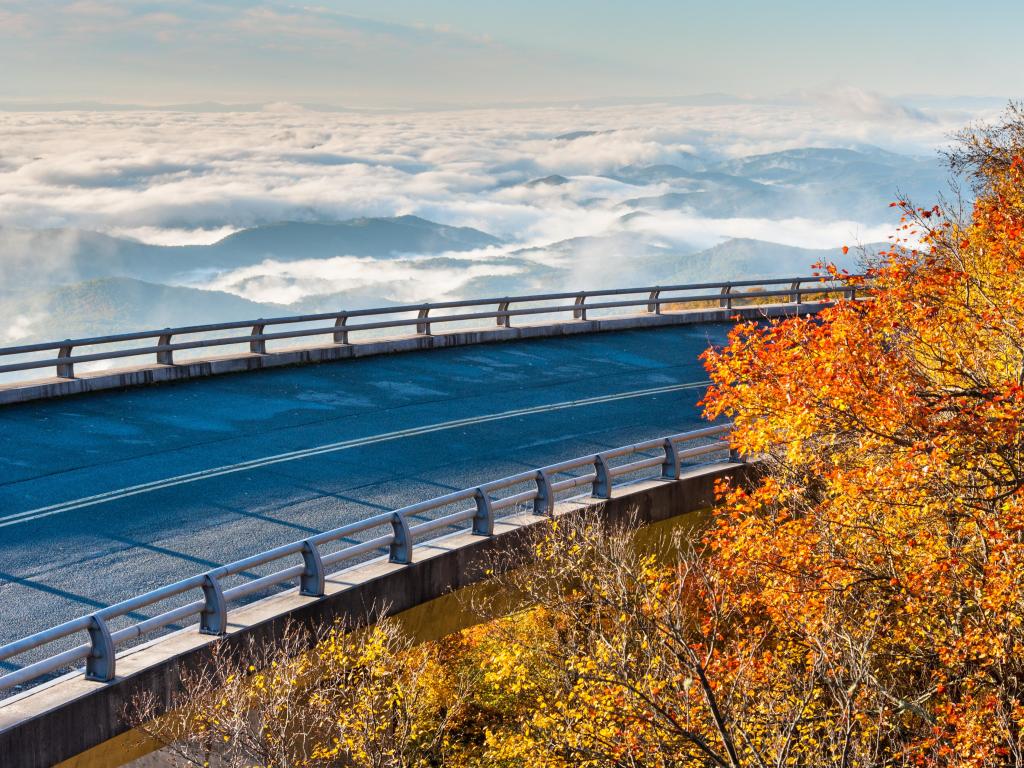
[0,323,730,672]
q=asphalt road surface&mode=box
[0,323,731,674]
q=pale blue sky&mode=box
[1,1,1020,107]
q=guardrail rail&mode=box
[0,424,735,694]
[0,276,862,381]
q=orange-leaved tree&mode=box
[702,104,1024,764]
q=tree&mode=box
[701,103,1024,763]
[460,104,1024,766]
[131,618,463,768]
[458,511,899,768]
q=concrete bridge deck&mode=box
[0,322,731,669]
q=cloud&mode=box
[0,226,86,279]
[4,1,663,109]
[797,86,937,125]
[0,100,967,225]
[2,312,44,344]
[625,212,894,252]
[108,225,240,246]
[225,4,499,51]
[529,132,682,173]
[0,98,992,309]
[203,254,523,305]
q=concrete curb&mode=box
[0,304,825,406]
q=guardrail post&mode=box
[156,330,174,365]
[250,322,266,354]
[719,285,733,309]
[573,293,587,320]
[846,287,857,300]
[300,540,326,597]
[333,315,349,345]
[56,342,75,379]
[790,280,802,305]
[661,438,681,480]
[200,574,227,635]
[416,307,431,335]
[647,289,662,314]
[729,445,744,463]
[389,513,413,564]
[85,614,115,682]
[592,454,612,499]
[473,488,495,535]
[496,300,511,328]
[533,470,554,516]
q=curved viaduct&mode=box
[0,279,846,767]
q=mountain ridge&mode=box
[0,216,504,287]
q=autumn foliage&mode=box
[700,105,1024,763]
[137,107,1024,767]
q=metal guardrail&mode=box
[0,424,734,694]
[0,277,860,380]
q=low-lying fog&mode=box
[0,94,991,342]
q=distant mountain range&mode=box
[0,215,502,287]
[605,160,704,183]
[0,143,937,344]
[1,236,873,345]
[0,278,286,344]
[665,238,872,284]
[210,216,500,262]
[606,147,956,222]
[508,232,698,286]
[492,146,953,222]
[619,173,793,218]
[505,233,866,288]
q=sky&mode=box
[1,0,1022,108]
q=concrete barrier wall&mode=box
[0,303,825,406]
[0,460,755,768]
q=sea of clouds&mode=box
[0,94,999,307]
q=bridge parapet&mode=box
[0,276,861,405]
